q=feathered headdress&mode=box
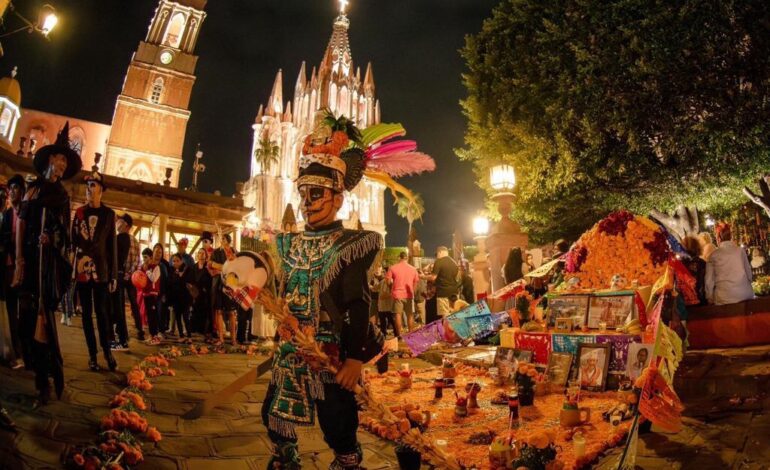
[297,109,435,204]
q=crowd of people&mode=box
[371,246,476,340]
[0,125,261,424]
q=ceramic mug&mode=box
[560,407,591,427]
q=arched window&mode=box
[163,12,186,48]
[0,108,11,137]
[128,163,153,182]
[150,77,164,104]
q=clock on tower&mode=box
[104,0,207,187]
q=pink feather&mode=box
[366,140,418,159]
[366,152,436,177]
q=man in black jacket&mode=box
[1,174,26,369]
[71,171,118,372]
[112,212,143,345]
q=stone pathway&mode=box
[1,315,769,469]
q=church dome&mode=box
[0,68,21,106]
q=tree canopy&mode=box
[459,0,770,243]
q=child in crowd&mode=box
[169,253,194,343]
[142,248,163,345]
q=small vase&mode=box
[455,405,468,417]
[399,376,412,390]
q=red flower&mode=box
[72,454,85,466]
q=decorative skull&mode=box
[77,255,98,281]
[610,273,627,291]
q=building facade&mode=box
[241,10,387,236]
[104,0,207,187]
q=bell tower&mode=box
[105,0,207,187]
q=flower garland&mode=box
[565,211,671,289]
[67,342,272,469]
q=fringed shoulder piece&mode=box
[319,230,383,292]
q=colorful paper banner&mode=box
[596,334,641,372]
[402,320,443,356]
[514,331,552,365]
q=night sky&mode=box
[1,0,496,250]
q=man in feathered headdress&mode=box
[261,112,384,470]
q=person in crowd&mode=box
[705,223,754,305]
[175,237,195,269]
[13,122,81,407]
[191,248,211,335]
[459,260,475,303]
[151,243,172,335]
[208,233,236,345]
[372,263,397,337]
[523,252,536,275]
[169,253,194,343]
[414,271,427,325]
[547,239,571,288]
[681,235,707,305]
[114,213,143,342]
[141,247,163,345]
[386,251,419,333]
[426,246,459,317]
[136,248,152,330]
[503,247,524,285]
[423,264,438,324]
[71,171,118,372]
[698,232,717,261]
[1,175,25,369]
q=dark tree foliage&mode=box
[459,0,770,243]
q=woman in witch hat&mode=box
[12,121,81,407]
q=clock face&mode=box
[160,51,173,65]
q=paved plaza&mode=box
[0,315,769,469]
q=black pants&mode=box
[191,292,209,334]
[172,300,192,338]
[4,270,23,362]
[144,295,160,337]
[261,382,360,459]
[18,294,60,395]
[160,296,171,332]
[377,311,400,338]
[425,296,438,325]
[236,307,252,343]
[78,282,112,360]
[112,277,142,343]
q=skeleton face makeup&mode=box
[299,185,342,229]
[86,180,103,204]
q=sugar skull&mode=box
[610,273,627,291]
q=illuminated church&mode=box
[241,1,387,236]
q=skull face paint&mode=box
[299,185,342,229]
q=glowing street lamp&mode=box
[39,4,58,37]
[490,164,516,193]
[472,216,490,237]
[0,3,58,48]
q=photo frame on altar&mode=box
[547,295,589,328]
[587,295,634,329]
[494,347,533,379]
[545,352,573,386]
[576,343,611,391]
[626,343,653,381]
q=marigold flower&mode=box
[72,453,85,466]
[146,426,162,442]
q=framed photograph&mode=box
[547,295,590,328]
[494,347,533,379]
[587,295,634,329]
[576,343,611,391]
[545,352,573,386]
[554,317,573,332]
[626,343,653,381]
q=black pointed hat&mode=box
[33,121,83,180]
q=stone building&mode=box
[241,5,387,236]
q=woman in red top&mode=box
[142,248,163,345]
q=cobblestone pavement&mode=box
[1,315,769,469]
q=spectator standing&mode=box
[705,223,754,305]
[114,213,143,342]
[698,232,717,261]
[427,246,459,317]
[142,248,163,345]
[373,264,397,337]
[191,248,211,334]
[175,238,195,269]
[681,236,707,306]
[386,252,420,333]
[459,261,475,303]
[168,253,194,342]
[1,175,25,369]
[71,172,118,372]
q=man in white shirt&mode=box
[705,223,754,305]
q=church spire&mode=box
[295,61,307,92]
[267,69,283,116]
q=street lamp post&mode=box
[486,164,529,293]
[471,216,491,300]
[0,2,58,56]
[191,146,206,191]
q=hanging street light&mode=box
[0,2,59,52]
